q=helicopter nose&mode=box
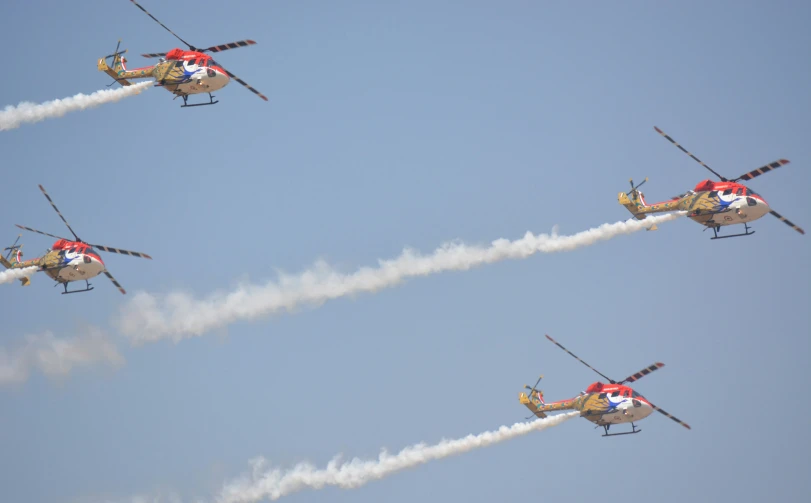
[746,196,770,214]
[205,67,230,90]
[84,254,104,271]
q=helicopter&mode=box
[97,0,267,107]
[518,335,691,437]
[0,185,152,295]
[618,126,805,239]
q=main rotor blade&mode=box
[15,224,68,242]
[769,210,805,235]
[647,400,691,430]
[129,0,196,50]
[618,362,664,385]
[213,60,268,101]
[91,244,153,260]
[653,126,728,181]
[141,52,168,58]
[731,159,790,182]
[38,185,81,241]
[545,334,615,383]
[203,39,257,54]
[103,270,126,295]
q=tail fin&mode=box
[519,391,548,418]
[97,40,133,86]
[618,189,648,220]
[0,247,31,287]
[113,54,128,75]
[618,182,659,231]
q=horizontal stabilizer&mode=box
[618,192,647,220]
[519,392,548,418]
[0,256,33,286]
[97,58,133,86]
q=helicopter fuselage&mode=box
[13,239,106,284]
[643,180,771,228]
[522,382,655,427]
[577,383,655,427]
[118,49,231,96]
[619,179,773,231]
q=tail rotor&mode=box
[1,234,31,286]
[626,177,648,197]
[523,375,545,403]
[104,39,128,61]
[3,234,23,261]
[522,375,546,419]
[100,39,131,87]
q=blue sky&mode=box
[1,0,810,501]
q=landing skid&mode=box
[180,92,218,108]
[601,422,641,437]
[709,222,755,240]
[58,280,94,294]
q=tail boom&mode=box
[98,56,133,86]
[98,53,155,85]
[519,392,547,418]
[619,189,686,231]
[519,392,578,418]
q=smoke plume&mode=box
[217,412,579,502]
[0,327,124,386]
[0,266,38,285]
[0,82,151,131]
[117,212,685,344]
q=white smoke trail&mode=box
[0,82,151,131]
[0,328,124,386]
[117,212,685,344]
[0,266,38,285]
[217,412,579,503]
[75,492,186,503]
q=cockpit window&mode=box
[631,391,644,399]
[598,393,607,399]
[747,187,759,196]
[723,188,733,195]
[736,188,743,196]
[83,256,92,264]
[623,391,629,397]
[611,391,620,397]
